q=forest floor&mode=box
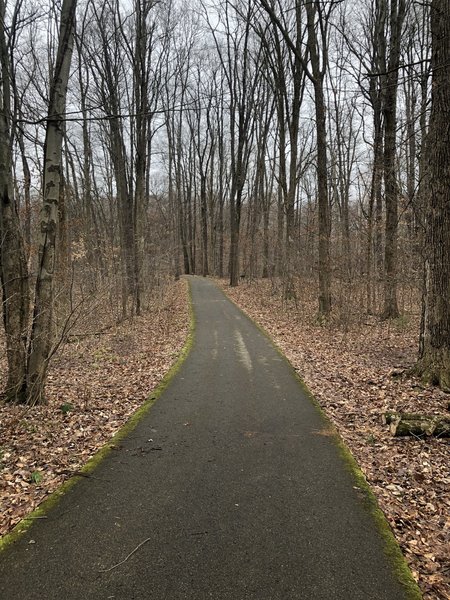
[1,275,448,599]
[219,278,450,600]
[0,278,190,540]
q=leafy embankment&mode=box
[0,279,190,538]
[221,279,450,600]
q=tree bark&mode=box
[305,0,331,316]
[414,0,450,391]
[314,77,331,315]
[132,0,151,312]
[381,0,405,319]
[26,0,77,405]
[0,0,30,403]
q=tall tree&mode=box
[339,0,385,309]
[258,0,334,315]
[305,0,333,315]
[205,0,260,286]
[0,0,30,403]
[88,0,135,317]
[381,0,406,319]
[256,7,306,294]
[414,0,450,390]
[26,0,77,405]
[132,0,152,313]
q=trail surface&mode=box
[0,277,412,599]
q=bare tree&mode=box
[255,6,306,295]
[205,0,260,286]
[185,63,218,277]
[414,0,450,390]
[0,0,30,403]
[327,57,361,284]
[381,0,406,319]
[340,0,388,311]
[26,0,77,405]
[258,0,334,315]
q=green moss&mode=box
[217,279,422,600]
[335,438,422,599]
[392,315,410,330]
[0,279,195,555]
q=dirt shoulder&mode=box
[220,279,450,600]
[0,279,190,539]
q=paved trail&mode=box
[0,277,413,599]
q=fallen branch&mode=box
[98,537,151,573]
[383,412,450,437]
[56,469,102,480]
[67,325,115,341]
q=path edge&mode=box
[215,278,422,600]
[0,277,196,555]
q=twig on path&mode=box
[98,538,151,573]
[57,469,105,481]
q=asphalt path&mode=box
[0,276,412,599]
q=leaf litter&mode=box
[221,278,449,600]
[1,276,448,598]
[0,279,189,541]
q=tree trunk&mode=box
[381,0,405,319]
[366,75,384,312]
[78,48,97,291]
[0,0,30,402]
[26,0,77,405]
[229,186,242,286]
[384,412,450,437]
[167,126,179,282]
[373,0,386,279]
[414,0,450,391]
[132,0,150,313]
[314,77,332,316]
[382,98,400,319]
[200,175,209,277]
[16,128,32,260]
[305,0,331,316]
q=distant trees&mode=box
[206,0,261,286]
[257,0,334,315]
[1,0,449,397]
